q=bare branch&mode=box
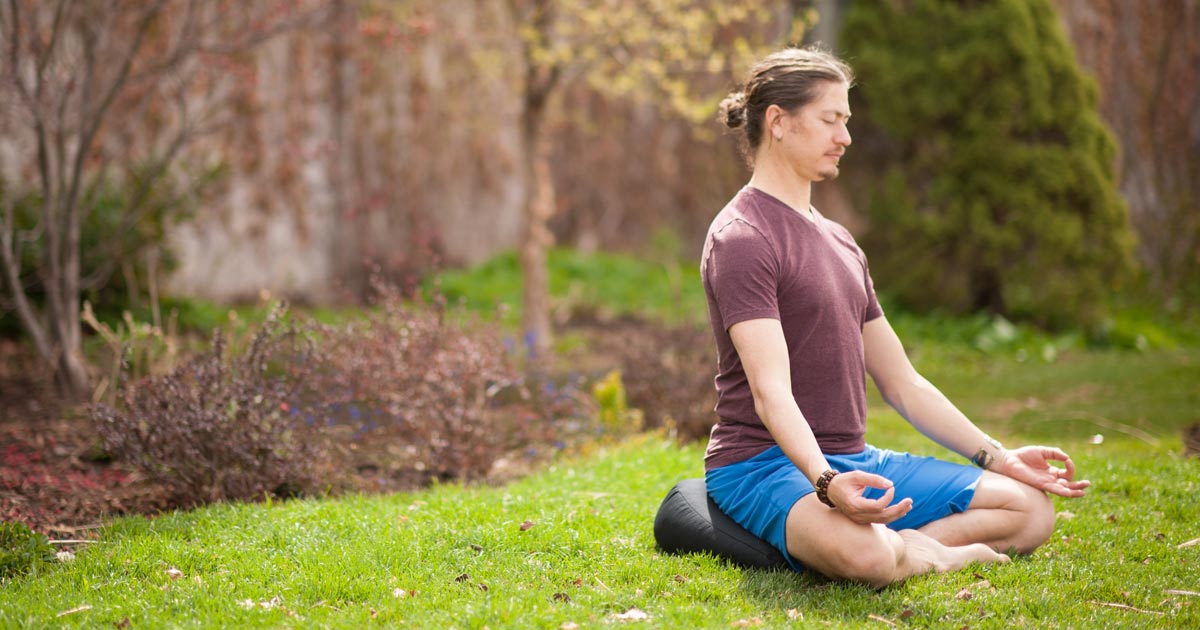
[0,191,53,363]
[33,0,70,80]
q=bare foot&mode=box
[898,529,1009,576]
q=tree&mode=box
[841,0,1137,329]
[503,0,806,357]
[1055,0,1200,311]
[0,0,326,397]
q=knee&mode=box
[1011,486,1056,554]
[829,530,902,588]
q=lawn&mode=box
[2,343,1198,629]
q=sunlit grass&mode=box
[3,430,1197,629]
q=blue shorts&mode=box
[705,444,982,573]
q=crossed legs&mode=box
[784,471,1055,587]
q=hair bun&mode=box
[718,91,748,129]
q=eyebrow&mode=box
[821,110,851,119]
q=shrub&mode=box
[308,291,525,483]
[842,0,1137,330]
[577,317,716,442]
[92,304,326,505]
[591,370,643,434]
[0,521,55,580]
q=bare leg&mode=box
[786,494,1009,588]
[918,471,1056,554]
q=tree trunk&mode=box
[520,114,555,359]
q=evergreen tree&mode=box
[841,0,1136,329]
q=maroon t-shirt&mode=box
[702,186,884,470]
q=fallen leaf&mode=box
[455,573,471,583]
[1107,513,1118,523]
[971,572,987,580]
[477,583,489,592]
[560,623,580,630]
[1156,532,1166,541]
[56,551,75,562]
[392,588,409,598]
[956,588,973,601]
[166,568,183,580]
[611,607,650,622]
[471,544,484,553]
[115,617,131,628]
[1056,511,1075,520]
[520,520,535,531]
[673,574,688,583]
[787,608,802,620]
[900,609,914,619]
[572,578,583,587]
[370,608,378,618]
[553,592,572,603]
[56,605,92,617]
[977,580,992,590]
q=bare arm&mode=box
[863,316,1089,498]
[730,318,912,522]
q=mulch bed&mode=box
[0,340,171,536]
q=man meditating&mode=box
[702,46,1089,587]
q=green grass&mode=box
[2,426,1198,629]
[432,248,707,327]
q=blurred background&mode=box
[0,0,1197,526]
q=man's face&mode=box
[777,81,852,182]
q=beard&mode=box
[815,165,841,181]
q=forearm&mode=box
[884,374,1003,463]
[755,391,832,483]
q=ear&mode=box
[765,104,786,141]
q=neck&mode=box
[747,154,814,217]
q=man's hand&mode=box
[994,446,1090,498]
[825,471,913,525]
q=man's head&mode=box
[719,46,855,178]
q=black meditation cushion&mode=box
[653,478,787,569]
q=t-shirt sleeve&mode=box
[705,220,780,330]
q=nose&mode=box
[837,122,852,147]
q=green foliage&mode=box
[842,0,1137,331]
[0,521,55,581]
[506,0,786,124]
[591,369,642,434]
[431,248,708,327]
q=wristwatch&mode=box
[970,436,1003,469]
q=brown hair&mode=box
[719,46,855,161]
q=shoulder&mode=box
[706,189,775,248]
